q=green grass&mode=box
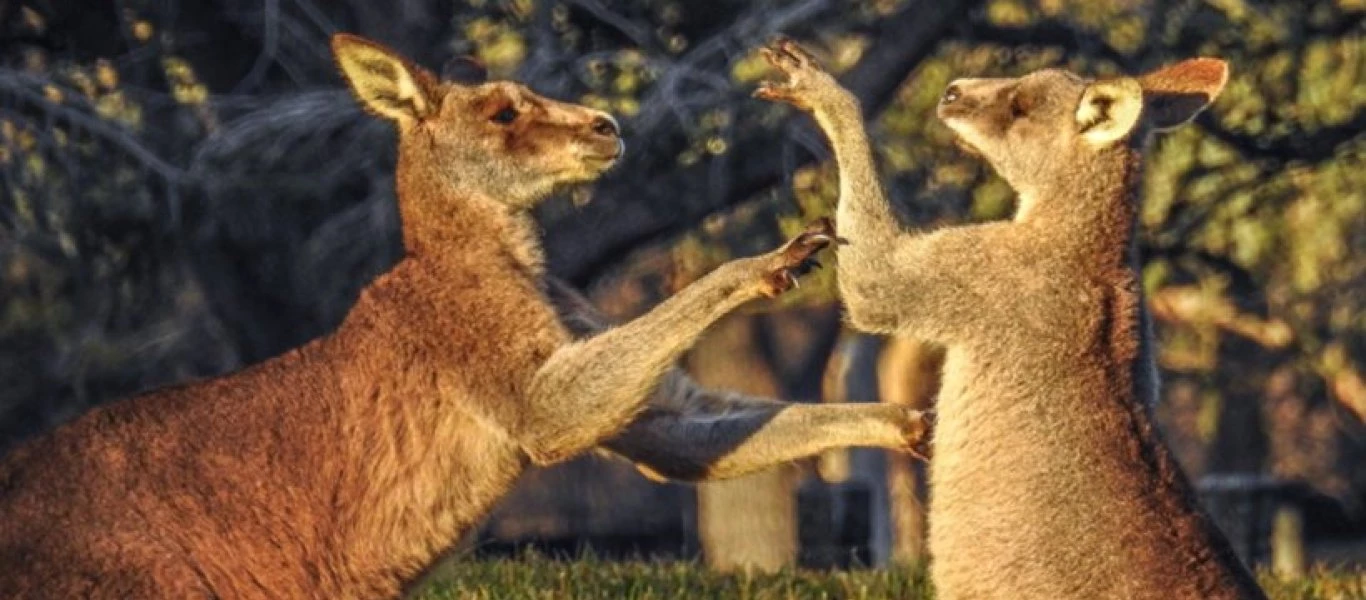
[413,554,1364,599]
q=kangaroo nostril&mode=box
[591,115,620,138]
[941,84,963,105]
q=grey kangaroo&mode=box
[756,38,1266,600]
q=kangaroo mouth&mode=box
[582,139,625,170]
[581,154,620,172]
[949,134,983,158]
[938,118,984,158]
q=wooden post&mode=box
[1271,503,1306,580]
[876,337,944,567]
[692,313,798,572]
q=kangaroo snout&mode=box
[583,112,625,164]
[936,78,996,120]
[590,114,620,139]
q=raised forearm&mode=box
[754,39,902,257]
[812,97,902,251]
[545,276,931,479]
[755,39,917,331]
[816,101,917,331]
[520,262,757,464]
[519,224,832,465]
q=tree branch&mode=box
[1198,109,1366,166]
[953,18,1138,71]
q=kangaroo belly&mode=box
[929,351,1259,600]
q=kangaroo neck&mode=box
[1017,145,1143,271]
[394,157,546,277]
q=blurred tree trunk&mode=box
[692,312,798,572]
[1206,336,1274,480]
[876,336,943,566]
[816,333,859,484]
[794,333,852,568]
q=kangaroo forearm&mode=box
[756,40,898,252]
[545,278,916,479]
[811,98,901,250]
[520,263,755,464]
[757,40,945,338]
[605,402,914,481]
[810,99,918,318]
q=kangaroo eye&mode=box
[1010,94,1030,118]
[491,107,518,124]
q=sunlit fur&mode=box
[936,70,1088,220]
[757,39,1264,599]
[0,34,922,599]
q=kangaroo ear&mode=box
[1138,58,1229,130]
[1076,77,1144,146]
[331,33,439,124]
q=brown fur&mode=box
[0,34,930,599]
[757,40,1265,599]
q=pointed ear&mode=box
[331,33,439,124]
[1076,77,1144,146]
[1138,58,1229,130]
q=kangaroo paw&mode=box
[900,408,935,462]
[758,218,835,298]
[753,36,842,111]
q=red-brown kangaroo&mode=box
[757,39,1265,599]
[0,34,930,599]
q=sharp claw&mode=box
[800,241,816,250]
[806,217,835,235]
[755,86,792,102]
[835,236,850,246]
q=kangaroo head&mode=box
[936,58,1228,199]
[332,33,623,208]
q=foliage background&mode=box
[1,0,1363,572]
